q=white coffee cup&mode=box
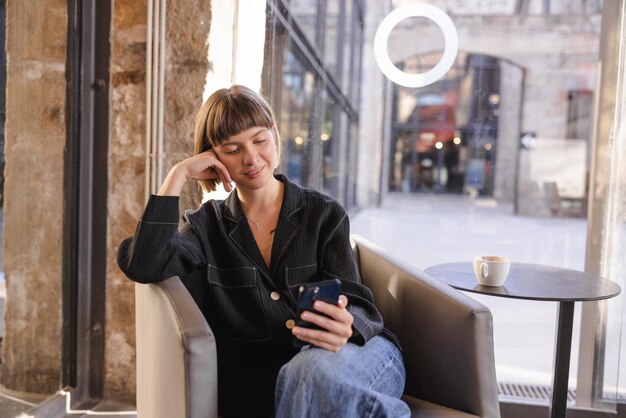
[473,256,511,286]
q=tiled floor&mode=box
[0,393,36,417]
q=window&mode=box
[263,0,363,207]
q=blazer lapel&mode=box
[222,175,305,278]
[223,190,270,275]
[270,175,305,277]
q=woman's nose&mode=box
[241,147,257,164]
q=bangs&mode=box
[205,91,274,146]
[193,85,281,192]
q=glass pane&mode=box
[280,49,315,187]
[321,93,338,196]
[389,53,499,195]
[348,3,363,105]
[324,0,341,80]
[264,0,622,410]
[340,0,353,94]
[265,0,360,205]
[289,0,321,51]
[351,0,620,410]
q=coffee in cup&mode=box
[473,256,511,286]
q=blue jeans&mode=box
[274,336,411,418]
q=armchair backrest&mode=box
[351,235,500,418]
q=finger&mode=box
[312,300,353,326]
[205,152,232,183]
[192,151,231,182]
[212,161,232,184]
[207,161,233,191]
[292,327,346,352]
[299,310,352,338]
[183,154,220,181]
[297,329,347,352]
[215,169,232,192]
[313,296,349,314]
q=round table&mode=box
[424,262,621,418]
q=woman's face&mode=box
[214,126,279,191]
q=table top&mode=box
[424,262,621,302]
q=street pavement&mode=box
[350,191,624,398]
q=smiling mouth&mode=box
[245,166,264,176]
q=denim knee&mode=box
[277,345,342,389]
[275,337,409,418]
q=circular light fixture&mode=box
[374,4,458,88]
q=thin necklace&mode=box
[246,217,276,235]
[243,182,283,235]
[247,217,265,231]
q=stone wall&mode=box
[0,0,215,401]
[105,0,149,403]
[1,0,67,394]
[163,0,211,211]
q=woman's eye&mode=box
[255,139,266,145]
[224,149,238,155]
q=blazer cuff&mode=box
[350,312,377,346]
[349,327,365,346]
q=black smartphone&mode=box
[293,278,342,348]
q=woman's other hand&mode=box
[292,295,354,352]
[158,150,233,196]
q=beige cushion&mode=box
[403,395,481,418]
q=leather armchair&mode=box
[134,235,500,418]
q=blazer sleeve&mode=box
[117,194,206,283]
[321,207,384,345]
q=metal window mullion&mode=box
[59,0,109,409]
[576,0,626,408]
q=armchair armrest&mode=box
[351,235,500,418]
[135,276,218,418]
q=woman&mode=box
[118,85,409,418]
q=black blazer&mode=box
[117,174,393,417]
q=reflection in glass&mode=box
[323,0,341,79]
[289,0,321,52]
[390,53,503,197]
[264,0,363,207]
[353,0,622,411]
[321,94,337,196]
[280,50,315,186]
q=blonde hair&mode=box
[193,85,280,192]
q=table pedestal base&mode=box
[550,301,575,418]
